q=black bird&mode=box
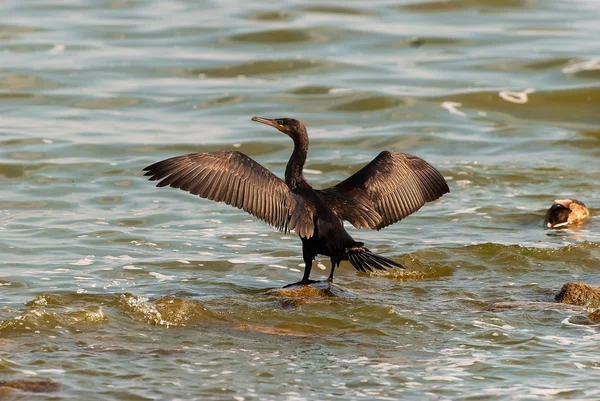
[143,117,449,287]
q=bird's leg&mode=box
[283,247,319,288]
[327,259,339,283]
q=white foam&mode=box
[448,206,479,215]
[562,59,600,74]
[441,101,466,116]
[149,272,175,281]
[69,255,95,266]
[499,88,535,104]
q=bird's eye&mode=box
[275,120,284,126]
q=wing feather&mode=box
[319,151,449,230]
[143,151,314,236]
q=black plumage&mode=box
[143,117,450,287]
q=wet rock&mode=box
[0,380,60,393]
[555,282,600,309]
[589,309,600,321]
[544,198,589,229]
[267,282,357,307]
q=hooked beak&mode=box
[251,116,278,129]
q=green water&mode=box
[1,0,600,400]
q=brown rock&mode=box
[589,309,600,321]
[266,282,357,307]
[555,282,600,309]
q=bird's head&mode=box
[251,116,307,141]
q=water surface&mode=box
[1,0,600,400]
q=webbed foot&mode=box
[282,279,321,288]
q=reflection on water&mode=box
[1,0,599,399]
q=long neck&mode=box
[285,136,308,190]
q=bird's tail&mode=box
[345,245,405,273]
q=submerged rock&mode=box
[484,282,600,317]
[555,282,600,309]
[482,301,587,312]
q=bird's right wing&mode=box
[143,151,314,237]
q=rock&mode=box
[555,282,600,309]
[544,198,589,229]
[589,309,600,321]
[266,281,357,307]
[267,281,356,298]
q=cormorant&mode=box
[143,117,450,287]
[545,199,589,228]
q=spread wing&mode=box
[143,151,314,238]
[319,151,449,230]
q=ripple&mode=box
[562,59,600,79]
[0,92,38,100]
[197,95,243,109]
[0,25,39,40]
[383,36,476,49]
[165,59,335,78]
[0,138,54,146]
[0,163,45,179]
[223,28,330,45]
[0,304,108,335]
[0,73,58,90]
[0,380,60,393]
[298,5,377,16]
[487,57,574,72]
[398,0,534,12]
[8,151,44,161]
[72,97,141,109]
[113,218,147,227]
[436,86,600,126]
[0,200,49,209]
[93,196,121,205]
[246,11,292,21]
[332,95,402,112]
[288,85,334,95]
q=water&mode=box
[1,0,600,399]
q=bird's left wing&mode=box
[143,151,313,237]
[319,151,449,230]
